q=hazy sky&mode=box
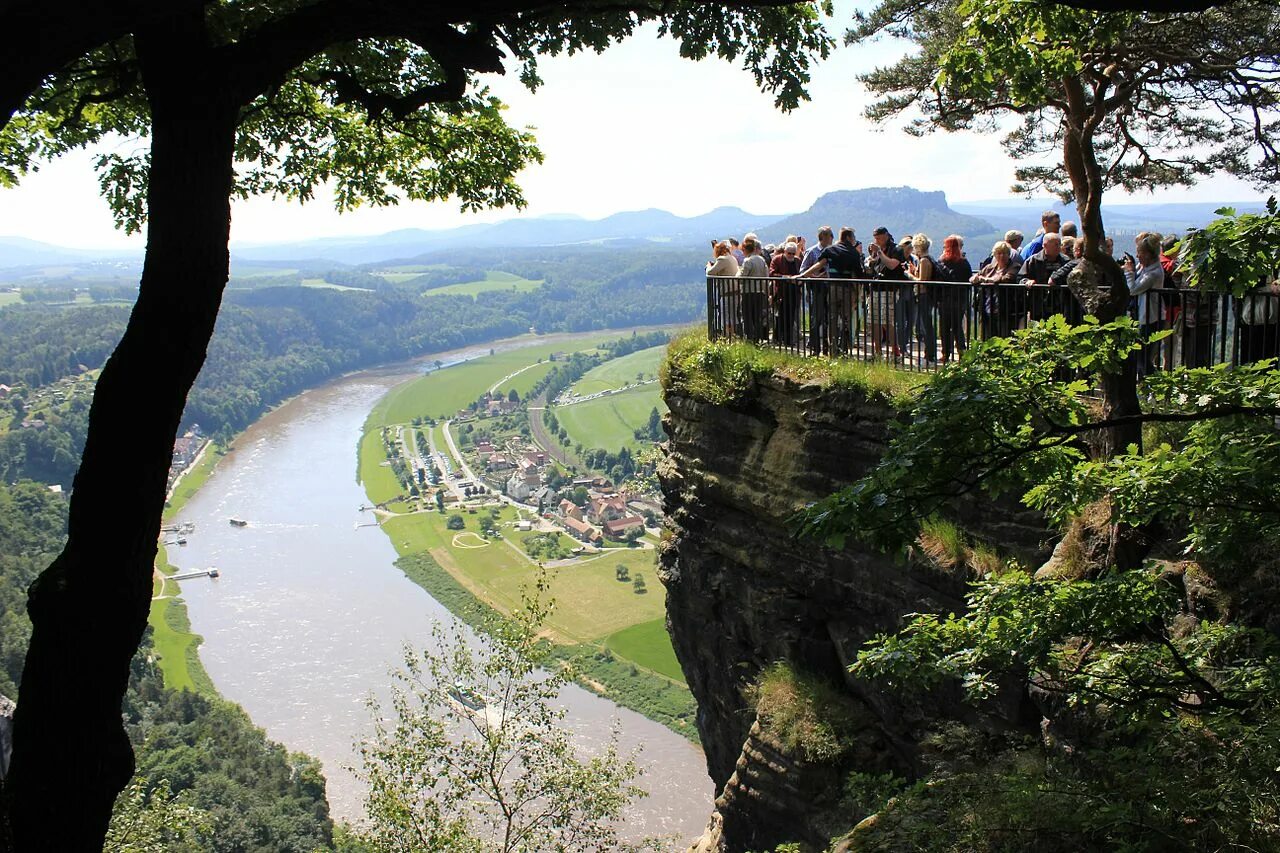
[0,2,1267,249]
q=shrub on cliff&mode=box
[800,314,1280,849]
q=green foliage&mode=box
[104,779,207,852]
[851,0,1280,199]
[350,590,647,852]
[0,481,68,697]
[807,308,1280,849]
[799,316,1148,552]
[122,677,335,852]
[3,4,833,233]
[1179,196,1280,296]
[445,513,465,531]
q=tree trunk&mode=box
[1059,83,1145,572]
[4,86,237,850]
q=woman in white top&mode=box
[706,240,740,277]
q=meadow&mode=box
[372,333,617,424]
[569,344,666,396]
[556,384,666,453]
[379,508,666,645]
[426,270,543,297]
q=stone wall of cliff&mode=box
[659,371,1051,852]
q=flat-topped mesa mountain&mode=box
[760,187,999,247]
[658,352,1052,852]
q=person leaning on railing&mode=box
[770,241,803,347]
[1019,232,1068,327]
[796,226,864,356]
[706,240,740,339]
[1238,275,1280,365]
[904,233,940,366]
[737,236,770,344]
[935,234,973,363]
[867,226,906,360]
[970,240,1018,340]
[1047,236,1086,325]
[1123,233,1167,378]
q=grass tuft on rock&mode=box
[750,662,861,764]
[661,328,927,407]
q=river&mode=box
[170,334,713,845]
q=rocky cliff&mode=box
[659,370,1051,852]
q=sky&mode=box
[0,2,1268,250]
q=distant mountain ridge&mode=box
[226,205,781,265]
[760,187,999,246]
[1,189,1268,272]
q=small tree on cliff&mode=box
[0,3,834,846]
[352,594,645,852]
[850,0,1280,453]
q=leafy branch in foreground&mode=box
[349,587,650,853]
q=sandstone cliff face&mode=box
[660,374,1050,851]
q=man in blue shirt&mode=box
[1023,211,1061,259]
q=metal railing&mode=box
[706,276,1280,372]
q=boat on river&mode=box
[447,682,508,730]
[228,517,248,527]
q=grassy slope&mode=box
[557,385,666,453]
[359,429,404,504]
[149,441,223,696]
[570,345,666,395]
[0,292,22,308]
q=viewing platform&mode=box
[707,275,1280,372]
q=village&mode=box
[382,383,663,558]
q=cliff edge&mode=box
[659,340,1050,851]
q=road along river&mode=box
[170,333,712,843]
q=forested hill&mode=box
[0,482,336,850]
[0,260,704,486]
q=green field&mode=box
[372,334,616,424]
[362,330,685,685]
[0,292,21,308]
[556,384,666,453]
[426,270,543,297]
[607,619,686,684]
[149,546,216,695]
[359,429,404,504]
[380,509,666,644]
[570,345,667,396]
[495,360,556,399]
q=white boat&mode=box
[447,682,508,730]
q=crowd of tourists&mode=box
[705,209,1280,369]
